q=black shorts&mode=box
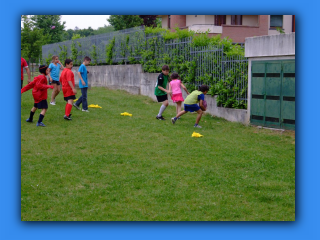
[156,94,168,102]
[64,95,76,101]
[52,80,60,85]
[34,100,48,109]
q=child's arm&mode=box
[47,68,53,82]
[157,86,172,94]
[77,72,86,86]
[57,61,65,70]
[180,82,189,95]
[199,99,206,111]
[68,80,77,94]
[35,79,54,90]
[168,84,173,98]
[21,81,35,94]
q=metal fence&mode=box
[42,26,145,64]
[42,26,248,107]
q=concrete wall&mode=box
[186,15,206,26]
[71,64,248,124]
[245,32,295,57]
[242,15,259,27]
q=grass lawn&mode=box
[21,84,295,221]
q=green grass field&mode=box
[21,85,295,221]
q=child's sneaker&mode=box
[64,114,72,120]
[82,109,89,112]
[73,103,81,110]
[50,101,56,105]
[26,118,33,123]
[171,117,177,124]
[36,122,46,127]
[194,124,202,128]
[156,116,165,120]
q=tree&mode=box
[94,25,115,35]
[21,16,49,72]
[139,15,158,27]
[107,15,143,31]
[30,15,66,44]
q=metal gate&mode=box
[250,60,295,130]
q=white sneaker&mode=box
[82,109,89,112]
[50,101,56,105]
[73,103,81,110]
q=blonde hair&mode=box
[52,55,58,63]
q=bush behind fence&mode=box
[42,26,248,109]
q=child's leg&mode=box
[50,84,57,102]
[75,95,83,107]
[81,88,88,110]
[27,107,37,121]
[51,84,60,102]
[38,108,47,123]
[176,101,182,115]
[176,110,187,118]
[157,99,168,117]
[195,109,203,125]
[65,99,73,117]
[54,84,61,99]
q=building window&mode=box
[231,15,242,25]
[168,15,171,29]
[270,15,283,28]
[215,15,226,26]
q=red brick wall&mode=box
[169,15,186,31]
[221,15,269,43]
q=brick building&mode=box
[158,15,295,43]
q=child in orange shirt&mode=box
[60,59,77,120]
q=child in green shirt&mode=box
[155,65,172,120]
[171,85,209,128]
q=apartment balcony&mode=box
[188,24,222,34]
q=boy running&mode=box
[60,59,77,120]
[73,56,91,112]
[21,65,54,127]
[171,85,209,128]
[155,65,172,120]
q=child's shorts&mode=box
[171,93,184,103]
[51,80,60,85]
[64,95,76,101]
[184,103,200,112]
[34,100,48,109]
[156,94,168,102]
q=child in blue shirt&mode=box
[73,56,91,112]
[48,55,64,105]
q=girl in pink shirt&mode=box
[169,73,189,115]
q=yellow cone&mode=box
[120,112,133,117]
[192,131,203,137]
[88,104,102,108]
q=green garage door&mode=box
[251,60,295,130]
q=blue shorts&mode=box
[184,104,200,112]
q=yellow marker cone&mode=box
[192,131,203,137]
[88,104,102,108]
[120,112,133,117]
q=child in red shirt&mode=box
[21,65,54,127]
[60,59,77,120]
